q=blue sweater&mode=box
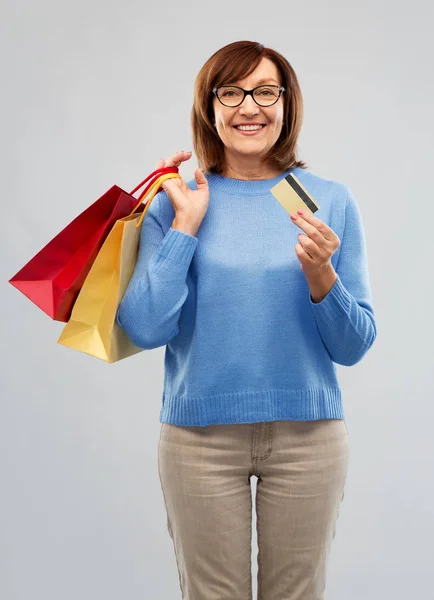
[116,167,377,427]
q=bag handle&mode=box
[129,167,179,208]
[129,172,181,228]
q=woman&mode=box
[117,40,377,600]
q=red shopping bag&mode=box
[8,167,178,322]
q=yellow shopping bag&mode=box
[57,172,180,363]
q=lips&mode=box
[233,124,267,136]
[233,124,266,128]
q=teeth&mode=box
[236,125,264,131]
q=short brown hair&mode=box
[191,40,307,175]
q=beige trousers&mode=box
[158,418,349,600]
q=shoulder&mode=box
[294,167,349,202]
[294,167,361,220]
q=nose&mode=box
[238,93,259,114]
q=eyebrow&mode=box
[254,78,279,85]
[226,78,280,87]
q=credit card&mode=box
[270,173,320,215]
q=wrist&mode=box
[171,216,199,237]
[307,263,337,303]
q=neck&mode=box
[222,158,284,180]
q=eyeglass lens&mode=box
[217,86,281,107]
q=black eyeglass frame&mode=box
[212,84,286,107]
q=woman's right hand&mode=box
[155,151,210,234]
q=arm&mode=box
[308,186,377,366]
[116,193,198,349]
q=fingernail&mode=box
[297,209,305,215]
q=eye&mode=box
[256,87,278,96]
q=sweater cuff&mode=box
[157,227,198,266]
[308,273,352,321]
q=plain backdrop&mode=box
[1,1,433,599]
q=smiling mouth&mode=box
[233,124,267,129]
[233,125,267,134]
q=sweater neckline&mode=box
[204,166,305,196]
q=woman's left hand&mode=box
[290,209,340,276]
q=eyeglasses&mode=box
[213,84,285,107]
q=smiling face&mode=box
[212,57,285,178]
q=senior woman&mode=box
[116,40,377,600]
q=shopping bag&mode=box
[8,167,179,322]
[56,171,180,363]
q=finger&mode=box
[164,150,192,168]
[195,167,208,188]
[292,210,335,242]
[160,179,177,195]
[290,214,330,248]
[156,157,166,169]
[161,174,187,195]
[297,233,320,257]
[295,241,314,261]
[290,214,320,241]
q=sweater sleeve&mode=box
[116,192,198,349]
[308,186,377,366]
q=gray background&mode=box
[1,1,433,598]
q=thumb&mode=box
[195,167,208,188]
